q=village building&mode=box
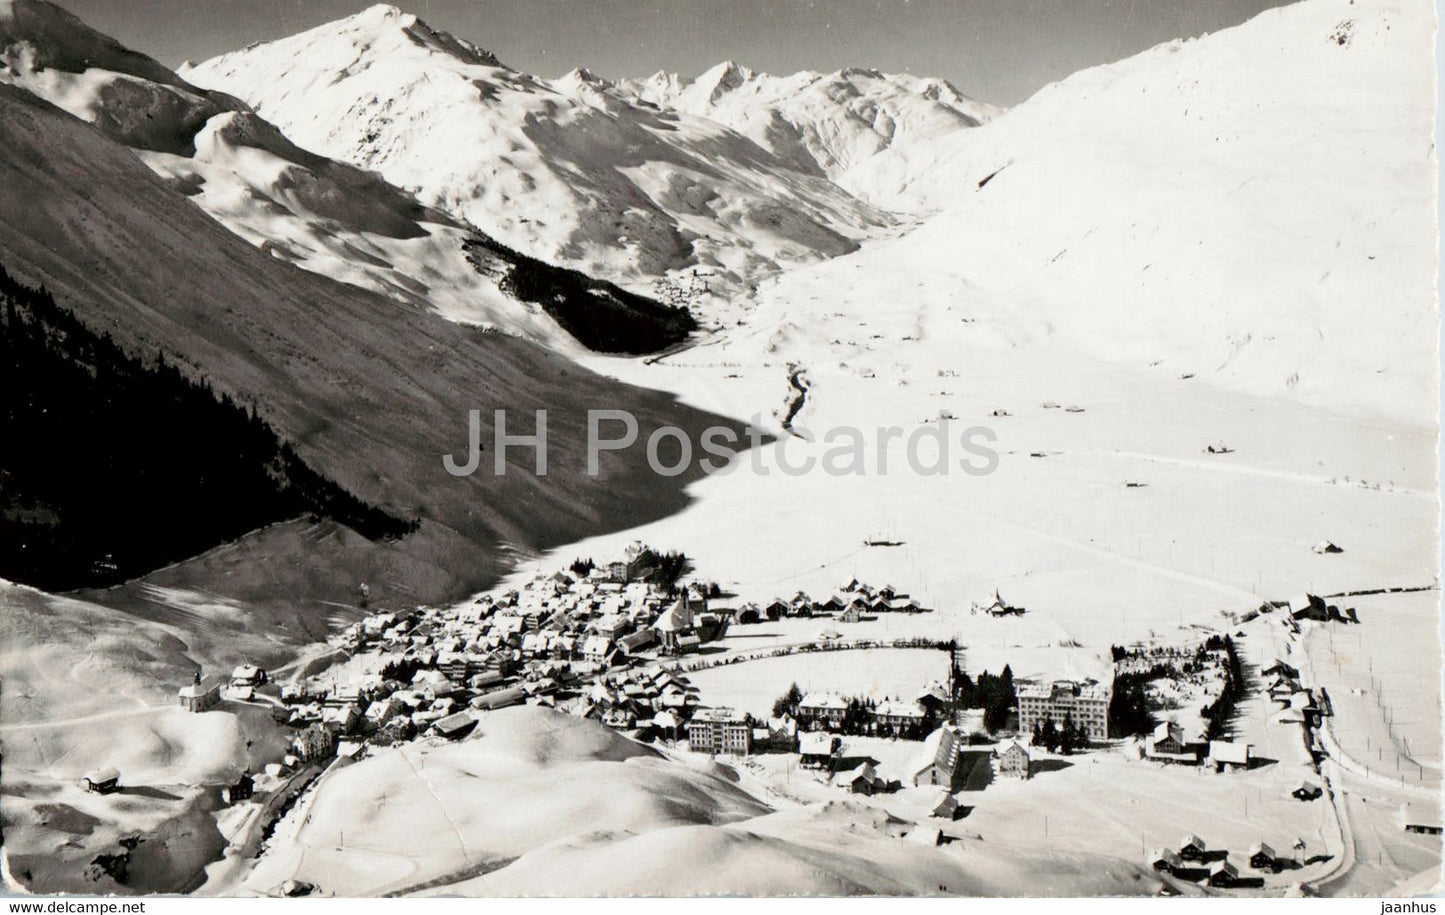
[1016,679,1111,742]
[975,589,1025,617]
[686,707,752,755]
[1288,593,1329,622]
[799,731,843,769]
[1292,780,1323,801]
[472,685,526,711]
[1178,834,1208,861]
[81,767,120,794]
[874,700,926,730]
[292,724,336,762]
[1207,740,1252,772]
[1248,842,1279,873]
[177,670,222,713]
[1207,859,1240,887]
[221,773,255,805]
[432,712,478,740]
[652,599,695,653]
[842,761,885,795]
[908,725,961,788]
[230,664,267,687]
[797,693,848,730]
[1150,848,1182,874]
[995,739,1031,779]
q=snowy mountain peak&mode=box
[278,3,504,70]
[613,62,1000,210]
[697,59,754,99]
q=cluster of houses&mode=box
[1150,834,1298,888]
[1145,722,1255,772]
[732,579,927,624]
[1264,593,1359,628]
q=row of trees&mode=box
[1199,635,1244,740]
[954,664,1014,733]
[462,235,696,355]
[1032,714,1089,754]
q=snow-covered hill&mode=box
[712,0,1437,421]
[182,5,898,299]
[616,62,1001,212]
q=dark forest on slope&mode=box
[0,264,414,591]
[463,235,696,354]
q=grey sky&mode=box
[62,0,1295,105]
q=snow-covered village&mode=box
[0,0,1439,904]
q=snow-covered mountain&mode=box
[615,62,1001,212]
[0,0,603,350]
[182,5,900,299]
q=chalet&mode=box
[1292,780,1323,801]
[177,670,222,713]
[81,767,120,794]
[1178,834,1208,861]
[888,597,921,613]
[364,698,402,727]
[1207,859,1239,887]
[231,665,267,687]
[843,761,885,795]
[1288,593,1328,622]
[1248,842,1279,873]
[686,707,752,756]
[799,731,842,769]
[1261,658,1299,679]
[995,740,1031,779]
[221,773,255,805]
[1150,721,1187,756]
[909,725,960,788]
[432,712,478,740]
[838,606,863,624]
[1207,740,1252,772]
[582,635,615,664]
[763,599,790,620]
[1150,848,1182,874]
[322,704,361,734]
[651,710,681,741]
